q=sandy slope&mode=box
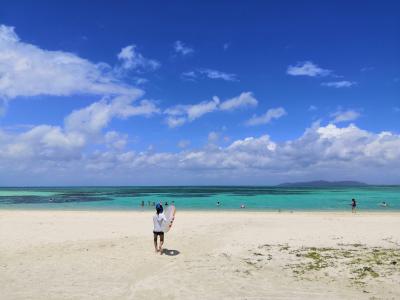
[1,210,399,299]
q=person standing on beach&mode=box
[153,203,167,254]
[351,198,357,213]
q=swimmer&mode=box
[240,204,245,209]
[380,201,388,207]
[351,198,357,213]
[216,201,221,206]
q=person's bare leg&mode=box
[154,234,158,253]
[159,235,164,254]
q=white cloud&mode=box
[0,24,141,99]
[165,116,186,128]
[181,71,197,81]
[208,131,219,144]
[1,123,400,184]
[187,97,220,121]
[182,69,238,82]
[0,24,163,164]
[134,78,149,85]
[173,40,194,56]
[287,61,331,77]
[308,105,317,111]
[223,43,230,50]
[330,109,360,123]
[198,69,238,81]
[321,81,356,88]
[246,107,287,126]
[219,92,258,111]
[178,140,190,148]
[104,131,128,150]
[164,92,258,128]
[164,98,219,127]
[0,95,159,163]
[117,45,160,71]
[65,96,159,134]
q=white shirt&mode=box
[153,213,167,232]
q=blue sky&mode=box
[0,1,399,185]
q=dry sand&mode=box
[1,210,399,299]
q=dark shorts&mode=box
[153,231,164,241]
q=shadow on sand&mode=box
[162,248,180,256]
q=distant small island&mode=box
[277,180,369,187]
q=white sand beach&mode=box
[1,210,399,299]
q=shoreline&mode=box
[1,207,400,213]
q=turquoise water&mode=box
[0,186,399,211]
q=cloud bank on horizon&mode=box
[0,0,399,185]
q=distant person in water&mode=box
[380,201,388,207]
[351,198,357,213]
[240,204,245,209]
[216,201,221,207]
[141,200,144,207]
[165,201,169,206]
[153,203,167,254]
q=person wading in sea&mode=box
[351,198,357,213]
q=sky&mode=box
[0,0,399,185]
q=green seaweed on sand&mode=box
[352,266,379,279]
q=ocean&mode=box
[0,186,399,211]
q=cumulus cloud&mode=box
[0,24,141,99]
[287,61,331,77]
[65,96,160,135]
[246,107,287,126]
[330,109,360,123]
[0,24,164,169]
[173,40,194,56]
[321,81,356,88]
[104,131,128,150]
[1,123,400,184]
[164,92,258,128]
[117,45,160,71]
[0,95,159,164]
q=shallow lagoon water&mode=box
[0,186,399,211]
